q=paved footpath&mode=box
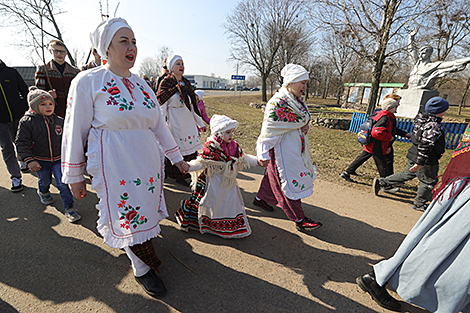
[0,162,430,313]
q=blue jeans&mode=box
[0,121,21,180]
[37,160,74,210]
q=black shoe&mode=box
[11,178,23,193]
[356,272,401,312]
[253,198,274,212]
[411,203,427,212]
[175,179,190,187]
[372,178,381,196]
[340,171,353,182]
[135,270,167,297]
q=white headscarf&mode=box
[195,90,204,100]
[90,17,132,61]
[281,64,309,87]
[210,114,238,137]
[167,54,183,73]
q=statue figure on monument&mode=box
[407,27,470,89]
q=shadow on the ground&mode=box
[0,168,429,313]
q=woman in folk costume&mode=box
[157,54,206,187]
[175,115,260,238]
[356,122,470,313]
[62,18,189,298]
[253,64,322,231]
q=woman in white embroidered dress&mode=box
[253,64,322,231]
[61,18,188,298]
[156,54,206,187]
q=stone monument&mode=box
[397,27,470,118]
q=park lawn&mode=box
[203,94,456,193]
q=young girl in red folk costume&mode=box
[175,115,261,238]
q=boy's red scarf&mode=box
[433,122,470,200]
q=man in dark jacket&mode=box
[373,97,449,211]
[0,59,29,192]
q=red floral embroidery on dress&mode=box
[136,82,157,109]
[292,170,313,191]
[118,193,148,230]
[291,179,306,190]
[119,176,160,194]
[179,134,200,145]
[101,78,135,111]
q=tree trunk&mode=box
[305,82,310,100]
[367,63,383,115]
[45,1,76,66]
[336,85,342,105]
[458,75,470,115]
[261,74,268,102]
[366,0,396,115]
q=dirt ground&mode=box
[0,162,431,313]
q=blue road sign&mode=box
[231,75,246,80]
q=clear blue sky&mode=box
[2,0,243,79]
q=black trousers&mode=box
[345,149,394,178]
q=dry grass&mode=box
[202,94,458,193]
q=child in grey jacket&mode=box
[16,87,80,222]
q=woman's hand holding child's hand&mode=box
[175,161,190,174]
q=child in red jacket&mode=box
[340,95,410,193]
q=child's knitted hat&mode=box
[425,97,449,115]
[381,98,399,111]
[210,114,238,137]
[27,86,54,113]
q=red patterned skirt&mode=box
[175,171,251,238]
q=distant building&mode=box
[13,66,36,87]
[185,74,227,89]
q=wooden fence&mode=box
[348,112,467,149]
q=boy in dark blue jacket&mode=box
[16,87,81,222]
[373,97,449,211]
